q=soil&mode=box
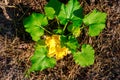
[0,0,120,80]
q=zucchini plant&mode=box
[23,0,107,75]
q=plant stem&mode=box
[63,22,68,31]
[46,19,56,27]
[39,26,52,34]
[80,24,86,30]
[56,18,60,28]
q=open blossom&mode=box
[45,35,70,60]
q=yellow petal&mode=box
[45,35,70,60]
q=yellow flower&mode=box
[45,35,70,60]
[55,46,69,60]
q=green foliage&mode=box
[29,40,56,72]
[88,24,105,36]
[68,24,81,37]
[23,0,107,75]
[53,28,63,34]
[44,7,55,20]
[23,13,48,41]
[83,9,107,36]
[58,0,83,25]
[57,0,83,37]
[60,35,79,52]
[73,44,95,67]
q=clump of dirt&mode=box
[0,0,120,80]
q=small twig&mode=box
[18,8,30,21]
[0,5,11,20]
[0,2,15,20]
[82,0,92,11]
[4,0,8,5]
[0,2,15,8]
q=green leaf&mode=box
[83,9,107,25]
[72,16,83,27]
[45,0,62,16]
[58,0,83,25]
[44,7,55,20]
[66,36,79,51]
[68,24,81,37]
[73,44,95,67]
[89,24,105,36]
[23,13,48,41]
[83,9,107,36]
[53,28,63,34]
[29,42,56,72]
[25,25,44,41]
[60,35,79,52]
[60,35,68,47]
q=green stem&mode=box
[63,22,68,31]
[40,26,52,34]
[80,24,86,30]
[46,19,56,27]
[56,18,60,28]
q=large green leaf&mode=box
[83,9,107,36]
[29,41,56,72]
[73,44,95,67]
[23,13,48,41]
[58,0,83,25]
